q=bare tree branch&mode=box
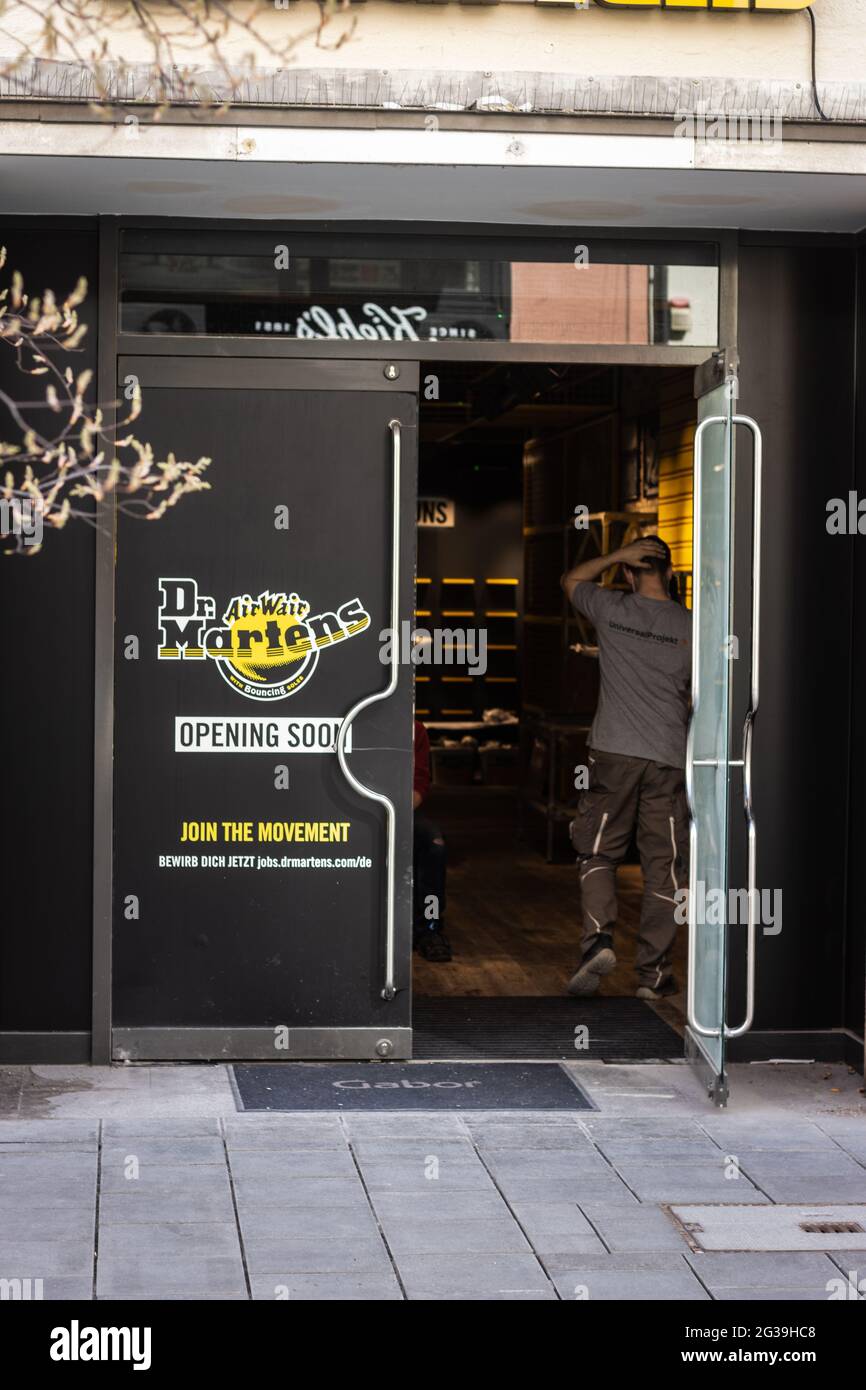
[0,246,211,554]
[0,0,358,115]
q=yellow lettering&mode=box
[593,0,809,10]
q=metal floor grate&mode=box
[800,1220,864,1235]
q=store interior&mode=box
[411,361,697,1052]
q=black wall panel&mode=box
[846,245,866,1048]
[0,224,97,1038]
[731,242,856,1037]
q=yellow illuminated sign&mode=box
[594,1,810,10]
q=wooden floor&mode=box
[413,788,687,1028]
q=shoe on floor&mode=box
[417,932,453,962]
[636,977,679,1001]
[566,946,616,997]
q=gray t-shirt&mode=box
[569,581,691,769]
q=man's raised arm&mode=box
[561,538,668,602]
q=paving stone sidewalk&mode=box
[1,1065,865,1301]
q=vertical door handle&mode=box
[686,413,727,1041]
[725,414,762,1039]
[336,419,402,1001]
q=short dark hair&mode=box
[631,534,672,578]
[624,535,679,602]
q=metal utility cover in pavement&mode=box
[670,1205,866,1252]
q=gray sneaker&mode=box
[566,947,617,998]
[636,978,679,1001]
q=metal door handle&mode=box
[725,414,762,1039]
[686,413,727,1041]
[336,418,402,1001]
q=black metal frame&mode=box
[115,220,728,366]
[119,222,721,261]
[116,357,421,392]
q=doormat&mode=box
[412,996,682,1062]
[231,1062,593,1111]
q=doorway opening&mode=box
[412,361,696,1062]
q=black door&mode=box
[112,358,417,1059]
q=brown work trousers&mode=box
[570,748,689,991]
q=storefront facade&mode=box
[1,1,865,1104]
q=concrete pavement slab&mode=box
[224,1127,347,1151]
[227,1149,357,1179]
[0,1190,97,1213]
[233,1175,367,1208]
[368,1190,510,1222]
[249,1271,403,1300]
[96,1259,247,1299]
[0,1238,94,1278]
[480,1153,615,1181]
[98,1163,231,1195]
[101,1138,227,1165]
[228,1113,344,1128]
[463,1124,591,1150]
[99,1189,236,1223]
[95,1227,247,1302]
[593,1138,725,1160]
[358,1159,497,1193]
[827,1251,866,1276]
[341,1115,470,1138]
[684,1251,841,1289]
[238,1205,380,1241]
[586,1206,690,1252]
[545,1254,709,1300]
[0,1119,100,1143]
[380,1216,533,1257]
[581,1117,706,1140]
[712,1287,846,1301]
[242,1234,392,1274]
[753,1177,866,1202]
[814,1118,866,1140]
[698,1122,838,1151]
[101,1118,222,1139]
[614,1166,764,1202]
[98,1291,250,1301]
[490,1176,634,1202]
[97,1221,241,1261]
[349,1144,477,1166]
[0,1207,95,1241]
[32,1277,95,1300]
[735,1151,866,1176]
[394,1252,555,1300]
[0,1153,96,1178]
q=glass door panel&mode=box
[686,374,734,1103]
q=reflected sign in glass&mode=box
[120,242,718,348]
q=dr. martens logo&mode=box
[157,578,370,701]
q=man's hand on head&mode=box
[562,536,667,593]
[616,539,668,571]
